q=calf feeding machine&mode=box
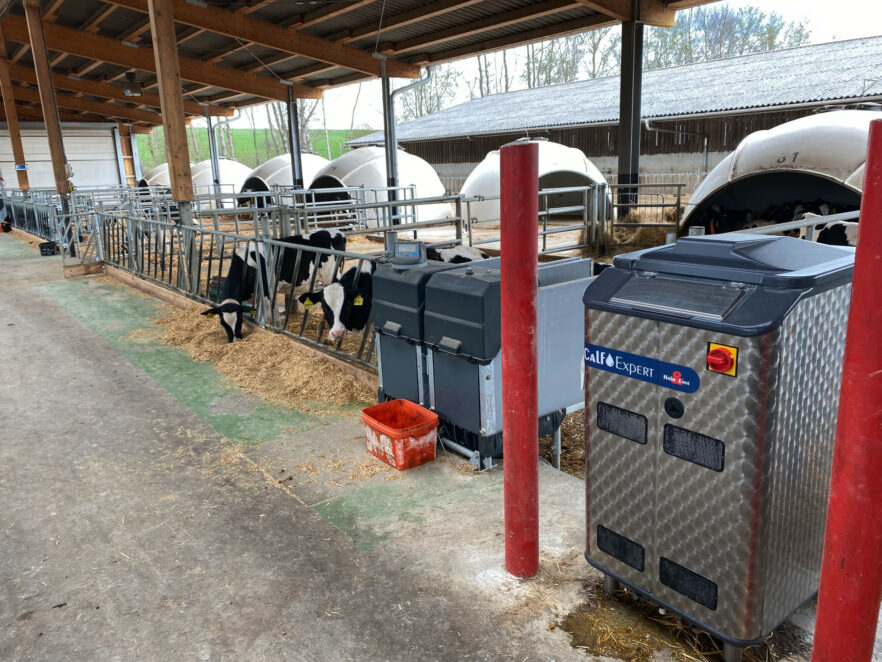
[373,244,592,469]
[582,234,854,660]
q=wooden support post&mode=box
[116,123,138,187]
[0,26,30,191]
[147,0,193,203]
[147,0,197,293]
[23,0,71,198]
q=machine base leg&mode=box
[722,642,743,662]
[552,426,561,470]
[603,575,620,595]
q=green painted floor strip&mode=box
[35,275,318,444]
[312,471,503,549]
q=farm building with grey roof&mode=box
[349,36,882,191]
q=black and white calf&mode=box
[202,241,265,343]
[798,214,859,247]
[203,229,346,342]
[426,245,489,263]
[277,229,347,292]
[299,261,375,341]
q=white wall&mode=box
[0,122,122,189]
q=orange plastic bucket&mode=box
[361,399,439,470]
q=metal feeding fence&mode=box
[2,180,634,369]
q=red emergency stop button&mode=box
[707,346,735,374]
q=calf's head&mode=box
[299,284,366,341]
[202,299,252,343]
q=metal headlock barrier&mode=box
[0,179,663,369]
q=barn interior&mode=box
[1,1,880,661]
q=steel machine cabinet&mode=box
[582,234,854,656]
[373,255,592,469]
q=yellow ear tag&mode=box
[353,294,364,306]
[303,298,314,310]
[206,313,216,318]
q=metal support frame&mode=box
[379,58,398,254]
[617,20,644,208]
[112,126,128,187]
[287,86,304,188]
[204,106,221,196]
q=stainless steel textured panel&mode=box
[761,286,850,633]
[584,282,850,643]
[586,309,660,587]
[652,326,778,641]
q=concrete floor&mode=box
[0,235,593,662]
[2,233,880,662]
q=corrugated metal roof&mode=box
[351,37,882,145]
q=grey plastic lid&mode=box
[613,234,854,289]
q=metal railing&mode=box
[732,210,860,239]
[0,180,631,368]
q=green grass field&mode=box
[135,127,376,174]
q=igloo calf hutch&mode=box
[308,146,451,225]
[682,110,880,234]
[582,233,855,661]
[460,140,608,223]
[239,153,329,206]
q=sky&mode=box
[194,0,882,140]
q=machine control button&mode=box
[664,397,685,419]
[707,343,737,376]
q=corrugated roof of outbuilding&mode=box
[351,36,882,145]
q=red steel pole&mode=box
[812,119,882,662]
[500,140,539,578]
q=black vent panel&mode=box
[597,525,645,572]
[659,557,718,610]
[663,424,725,472]
[597,402,647,445]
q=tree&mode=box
[583,26,620,79]
[643,6,811,70]
[522,35,587,88]
[467,50,516,98]
[397,64,462,121]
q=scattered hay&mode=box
[539,413,585,479]
[123,326,164,344]
[346,454,392,480]
[439,455,479,476]
[159,305,374,415]
[8,228,41,251]
[558,580,812,662]
[296,461,320,475]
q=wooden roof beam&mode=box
[7,62,234,116]
[9,44,29,63]
[104,0,418,78]
[385,0,580,55]
[296,0,376,30]
[313,71,371,90]
[244,52,298,74]
[9,83,164,124]
[43,0,66,22]
[80,4,118,34]
[3,101,106,124]
[176,26,203,46]
[574,0,675,27]
[117,16,150,42]
[205,40,251,65]
[332,0,485,45]
[72,60,104,77]
[235,0,277,16]
[412,14,617,65]
[1,14,319,101]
